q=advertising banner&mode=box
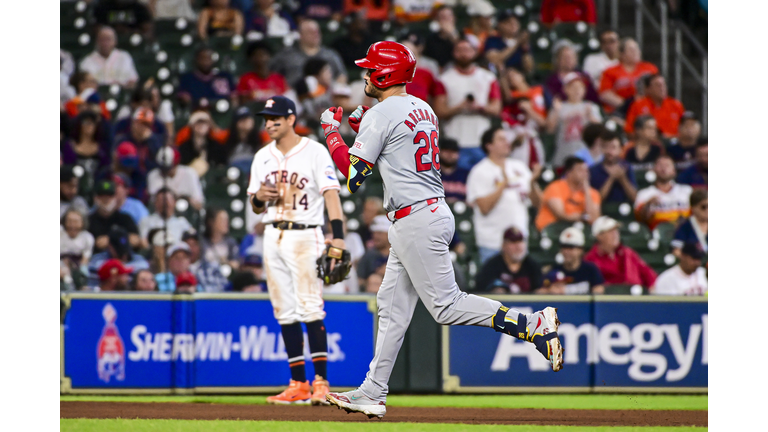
[61,294,376,393]
[443,296,707,392]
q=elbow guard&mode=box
[347,155,373,194]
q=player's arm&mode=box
[323,189,346,250]
[321,106,376,194]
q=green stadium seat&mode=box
[602,201,635,222]
[603,284,649,295]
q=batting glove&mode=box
[321,107,343,139]
[348,105,370,133]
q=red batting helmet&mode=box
[355,41,417,88]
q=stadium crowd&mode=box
[60,0,708,296]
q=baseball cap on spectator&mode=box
[562,72,582,86]
[166,242,191,258]
[439,137,460,152]
[181,230,199,242]
[61,165,76,183]
[681,242,704,260]
[95,179,116,196]
[681,111,698,122]
[116,141,139,169]
[234,106,252,122]
[257,96,296,117]
[559,227,585,247]
[113,172,132,189]
[188,110,212,125]
[243,254,263,267]
[98,259,132,281]
[156,146,181,169]
[398,31,424,47]
[592,216,620,237]
[543,269,568,286]
[109,228,131,257]
[467,1,495,16]
[370,215,392,233]
[497,8,517,22]
[176,271,198,287]
[133,107,154,125]
[503,226,525,242]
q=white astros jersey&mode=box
[349,94,444,212]
[247,137,340,225]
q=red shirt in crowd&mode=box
[624,96,685,137]
[406,68,446,103]
[584,244,658,287]
[236,72,289,103]
[541,0,597,25]
[599,62,659,109]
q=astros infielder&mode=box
[247,96,346,405]
[319,42,564,418]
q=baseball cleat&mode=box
[266,380,311,405]
[311,375,331,406]
[326,389,386,418]
[534,307,564,372]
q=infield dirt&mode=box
[61,401,707,427]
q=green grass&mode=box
[61,419,707,432]
[60,394,707,411]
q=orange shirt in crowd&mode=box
[511,86,547,118]
[599,61,658,109]
[345,0,390,21]
[625,96,685,137]
[535,179,602,231]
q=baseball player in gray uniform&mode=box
[319,42,564,418]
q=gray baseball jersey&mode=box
[349,95,444,212]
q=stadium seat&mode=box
[603,284,649,295]
[602,201,635,222]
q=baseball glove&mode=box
[316,244,352,285]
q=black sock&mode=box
[305,320,328,380]
[281,323,306,382]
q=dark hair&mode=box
[303,58,329,77]
[563,156,586,173]
[655,154,675,165]
[582,123,604,148]
[643,73,664,88]
[599,128,620,142]
[246,40,273,58]
[225,110,262,152]
[480,126,503,154]
[155,187,176,198]
[690,189,707,207]
[696,136,708,147]
[599,28,619,40]
[634,115,655,132]
[131,269,157,291]
[71,110,107,142]
[69,71,91,91]
[203,207,226,240]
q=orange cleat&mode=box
[266,380,311,405]
[311,375,330,406]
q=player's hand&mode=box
[255,182,279,204]
[321,107,343,139]
[328,238,346,271]
[348,105,369,133]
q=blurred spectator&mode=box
[131,269,158,291]
[64,86,113,122]
[101,141,149,203]
[394,0,439,23]
[61,49,77,103]
[294,0,344,20]
[271,19,347,86]
[202,208,240,270]
[175,272,199,294]
[653,242,707,295]
[139,188,193,248]
[467,127,540,263]
[439,39,502,170]
[156,242,196,292]
[584,216,657,287]
[147,146,205,210]
[237,41,290,104]
[224,106,264,172]
[295,58,337,128]
[438,138,468,203]
[635,155,692,230]
[60,166,89,219]
[88,227,150,287]
[177,46,236,106]
[475,227,542,293]
[398,34,446,105]
[484,10,532,73]
[184,230,230,292]
[464,1,496,53]
[115,80,173,146]
[177,110,224,171]
[65,72,99,110]
[113,108,164,172]
[197,0,245,41]
[331,13,376,71]
[545,72,602,167]
[61,111,111,175]
[589,129,637,203]
[545,42,600,104]
[665,112,701,170]
[622,115,665,170]
[541,227,605,294]
[357,215,391,287]
[498,68,547,169]
[239,221,265,260]
[541,0,596,26]
[599,38,658,114]
[573,122,604,166]
[141,0,197,20]
[364,272,384,294]
[113,173,149,225]
[94,0,153,38]
[96,259,132,291]
[672,189,707,254]
[358,197,385,248]
[79,26,139,88]
[424,5,460,68]
[61,208,95,270]
[88,180,141,252]
[174,100,230,146]
[676,140,707,189]
[245,0,296,38]
[231,254,267,292]
[536,156,601,231]
[582,28,620,88]
[625,74,685,138]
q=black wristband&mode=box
[252,195,265,208]
[330,219,344,239]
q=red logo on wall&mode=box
[96,303,126,383]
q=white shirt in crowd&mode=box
[147,165,205,205]
[60,227,95,261]
[635,182,692,219]
[654,265,708,296]
[139,214,193,244]
[440,65,499,148]
[466,157,532,250]
[79,49,139,87]
[582,51,619,88]
[139,0,197,20]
